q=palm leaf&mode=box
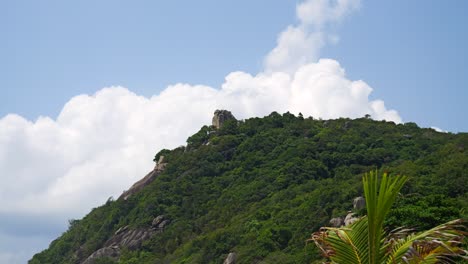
[310,217,370,264]
[385,219,467,264]
[363,171,408,264]
[310,171,467,264]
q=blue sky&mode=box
[2,0,467,131]
[1,0,468,263]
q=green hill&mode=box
[30,111,467,264]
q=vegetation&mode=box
[310,171,466,263]
[30,113,468,263]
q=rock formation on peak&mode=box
[212,110,236,129]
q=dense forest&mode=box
[30,112,467,263]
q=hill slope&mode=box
[30,112,468,263]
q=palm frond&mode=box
[385,219,467,264]
[310,171,467,264]
[363,171,408,264]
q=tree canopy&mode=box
[31,113,468,264]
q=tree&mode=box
[310,171,467,263]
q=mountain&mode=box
[30,111,467,264]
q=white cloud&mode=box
[431,126,448,133]
[297,0,361,28]
[0,60,401,219]
[265,0,361,73]
[0,0,403,261]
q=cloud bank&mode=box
[0,0,402,262]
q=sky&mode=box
[1,0,467,263]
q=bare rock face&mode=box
[152,215,170,231]
[329,217,344,227]
[223,252,237,264]
[344,212,359,226]
[81,246,120,264]
[104,228,155,250]
[353,196,366,211]
[154,155,167,171]
[81,222,170,264]
[119,157,167,201]
[212,110,236,129]
[152,215,165,227]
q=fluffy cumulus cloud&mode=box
[0,59,400,220]
[0,0,403,262]
[265,0,360,73]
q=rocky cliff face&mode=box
[212,109,236,129]
[81,215,170,264]
[119,156,167,201]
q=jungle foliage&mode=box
[30,113,468,263]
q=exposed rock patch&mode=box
[353,196,366,211]
[82,246,120,264]
[329,217,344,227]
[81,215,170,264]
[119,157,167,200]
[104,228,155,250]
[152,215,170,231]
[212,110,236,129]
[344,212,359,226]
[223,252,237,264]
[328,196,364,227]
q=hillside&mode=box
[30,111,468,264]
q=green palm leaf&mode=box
[310,171,466,264]
[363,171,408,264]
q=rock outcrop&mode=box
[81,215,170,264]
[344,212,359,226]
[329,217,344,227]
[151,215,170,231]
[328,196,364,227]
[212,110,236,129]
[119,156,167,200]
[82,246,120,264]
[353,196,366,211]
[223,252,237,264]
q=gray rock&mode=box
[329,217,344,227]
[212,110,236,129]
[152,215,166,227]
[119,167,165,201]
[353,196,366,211]
[154,156,167,171]
[81,246,120,264]
[158,219,170,229]
[344,212,359,226]
[114,225,129,235]
[81,222,170,263]
[223,252,237,264]
[112,228,154,249]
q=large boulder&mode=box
[329,217,344,227]
[353,196,366,211]
[151,215,166,227]
[344,212,359,226]
[212,110,236,129]
[152,215,170,231]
